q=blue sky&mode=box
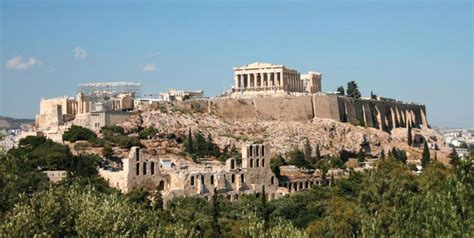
[1,0,472,128]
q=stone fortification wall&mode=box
[140,95,427,132]
[210,96,314,121]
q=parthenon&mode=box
[233,62,310,93]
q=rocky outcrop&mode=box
[120,108,449,162]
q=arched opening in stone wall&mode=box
[250,159,253,168]
[230,159,235,169]
[135,163,139,176]
[158,180,165,191]
[150,162,155,175]
[261,159,265,167]
[135,148,140,162]
[240,174,244,183]
[191,176,195,186]
[271,176,274,185]
[231,174,235,183]
[210,175,214,185]
[143,162,147,175]
[256,159,260,167]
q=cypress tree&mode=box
[407,124,412,146]
[357,148,365,163]
[316,144,321,161]
[421,141,430,168]
[187,128,194,154]
[211,188,222,238]
[261,185,270,232]
[303,138,312,164]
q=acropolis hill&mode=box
[23,62,450,201]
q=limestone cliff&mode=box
[120,107,451,164]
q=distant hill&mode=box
[0,116,34,130]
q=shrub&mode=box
[139,127,158,139]
[100,126,125,137]
[114,136,141,149]
[74,142,90,151]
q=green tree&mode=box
[270,155,286,177]
[210,188,222,238]
[100,125,125,137]
[421,141,430,168]
[370,91,377,100]
[357,148,365,163]
[126,188,151,209]
[138,127,158,139]
[19,135,47,148]
[68,153,100,178]
[337,86,345,95]
[186,128,194,154]
[206,134,220,157]
[194,131,208,157]
[288,148,307,168]
[449,147,460,168]
[346,81,361,99]
[63,125,97,142]
[101,146,113,159]
[407,124,412,146]
[113,136,141,149]
[315,144,321,161]
[261,186,270,232]
[303,138,312,164]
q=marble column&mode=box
[235,74,239,90]
[244,74,249,89]
[257,73,261,89]
[270,73,274,88]
[252,74,256,89]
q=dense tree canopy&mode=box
[63,125,97,142]
[1,136,472,237]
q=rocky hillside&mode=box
[120,108,451,163]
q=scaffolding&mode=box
[78,82,142,97]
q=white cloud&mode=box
[143,64,157,72]
[5,56,41,71]
[74,46,87,60]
